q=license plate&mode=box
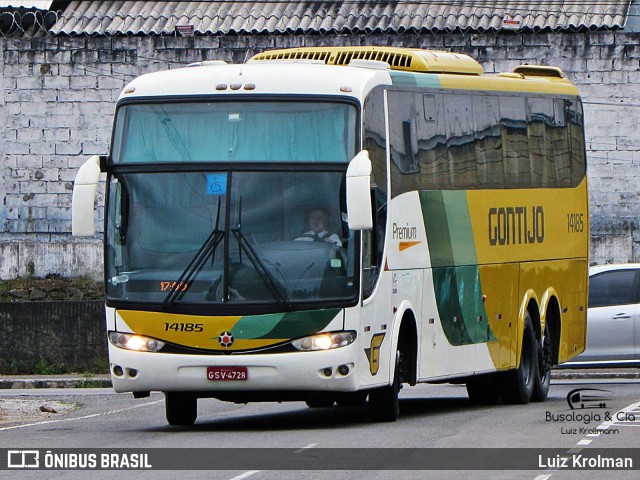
[207,366,248,381]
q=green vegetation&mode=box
[0,275,104,302]
[32,358,67,375]
[74,379,110,389]
[4,358,109,376]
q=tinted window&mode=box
[387,89,586,197]
[568,99,586,186]
[527,97,555,187]
[588,270,639,308]
[105,171,357,309]
[112,101,357,163]
[445,94,477,188]
[500,96,529,188]
[473,95,502,187]
[362,89,388,298]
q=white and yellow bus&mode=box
[73,46,588,425]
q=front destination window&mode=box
[112,101,357,163]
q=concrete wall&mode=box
[0,301,106,373]
[1,32,640,278]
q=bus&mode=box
[72,46,588,425]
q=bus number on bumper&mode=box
[207,366,248,381]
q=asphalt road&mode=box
[0,379,638,479]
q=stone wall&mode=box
[1,32,640,278]
[0,301,106,373]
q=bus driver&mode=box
[295,207,342,247]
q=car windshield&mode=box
[105,171,357,309]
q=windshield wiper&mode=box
[163,198,223,307]
[162,228,224,307]
[230,196,288,306]
[231,228,289,307]
[163,193,288,308]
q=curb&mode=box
[551,369,640,380]
[0,376,112,390]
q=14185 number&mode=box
[567,213,584,233]
[164,323,204,332]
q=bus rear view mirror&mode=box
[72,155,102,237]
[346,150,373,230]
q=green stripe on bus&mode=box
[420,191,494,345]
[432,267,495,346]
[441,191,478,266]
[420,190,453,268]
[232,313,285,339]
[232,309,341,340]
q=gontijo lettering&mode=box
[488,206,544,246]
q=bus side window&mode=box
[473,95,503,187]
[568,100,586,186]
[499,96,529,187]
[362,87,388,299]
[363,186,387,299]
[444,94,477,188]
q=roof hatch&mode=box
[513,65,565,78]
[249,46,484,75]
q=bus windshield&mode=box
[105,170,357,309]
[112,101,357,163]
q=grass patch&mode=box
[75,379,110,389]
[32,359,67,375]
[0,275,103,302]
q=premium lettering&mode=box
[393,223,417,240]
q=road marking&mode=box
[599,401,640,430]
[229,471,260,480]
[294,443,318,453]
[0,399,162,431]
[584,400,640,437]
[229,443,317,479]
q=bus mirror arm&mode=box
[98,155,108,172]
[71,155,103,237]
[346,150,373,231]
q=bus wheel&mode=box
[500,314,536,404]
[466,375,500,404]
[531,322,552,402]
[368,350,401,422]
[165,392,197,426]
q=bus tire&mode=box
[466,375,500,405]
[531,322,552,402]
[165,392,197,426]
[500,314,536,405]
[368,350,401,422]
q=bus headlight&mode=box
[109,331,165,352]
[291,331,356,351]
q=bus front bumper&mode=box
[108,343,361,394]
